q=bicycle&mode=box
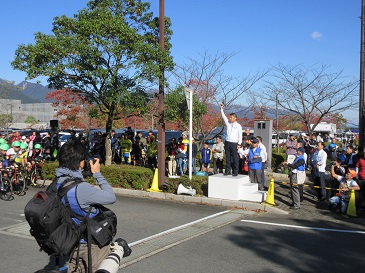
[0,168,13,201]
[8,164,27,196]
[29,160,46,188]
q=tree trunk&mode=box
[105,135,112,166]
[104,111,114,166]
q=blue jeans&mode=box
[329,196,348,214]
[192,157,197,174]
[177,158,185,175]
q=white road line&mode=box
[241,220,365,234]
[130,210,231,246]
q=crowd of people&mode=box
[2,119,364,215]
[207,103,364,215]
[282,131,364,213]
[0,131,45,188]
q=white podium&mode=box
[208,174,265,202]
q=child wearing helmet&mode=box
[29,143,44,164]
[0,143,10,168]
[6,141,21,165]
[19,142,29,168]
[0,138,6,145]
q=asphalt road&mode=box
[0,186,364,273]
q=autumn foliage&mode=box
[46,89,104,129]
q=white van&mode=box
[272,133,287,147]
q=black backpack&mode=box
[24,176,86,256]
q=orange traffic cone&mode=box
[261,178,276,206]
[346,189,357,217]
[147,168,162,192]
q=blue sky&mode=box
[0,0,361,122]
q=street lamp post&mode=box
[184,87,193,180]
[6,104,12,135]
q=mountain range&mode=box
[0,78,280,121]
[0,78,54,103]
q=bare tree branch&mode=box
[259,63,358,134]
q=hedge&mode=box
[43,149,288,197]
[42,161,155,191]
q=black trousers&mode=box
[224,141,239,174]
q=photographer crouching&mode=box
[56,140,131,272]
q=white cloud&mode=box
[311,31,323,40]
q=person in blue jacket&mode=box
[248,138,264,190]
[201,142,212,173]
[284,147,306,209]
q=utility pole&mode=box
[276,95,279,153]
[157,0,166,187]
[359,0,365,146]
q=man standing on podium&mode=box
[220,103,243,176]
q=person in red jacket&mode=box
[175,137,186,176]
[356,146,365,212]
[11,131,22,144]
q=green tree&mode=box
[0,114,12,129]
[165,86,208,133]
[11,0,174,165]
[24,116,38,124]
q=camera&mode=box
[95,238,131,273]
[82,157,97,178]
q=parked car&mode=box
[205,127,227,144]
[59,134,72,147]
[272,133,287,147]
[165,130,182,143]
[20,129,51,138]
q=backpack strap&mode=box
[57,177,86,221]
[58,177,85,199]
[46,174,70,193]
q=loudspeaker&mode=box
[177,184,196,196]
[50,120,58,130]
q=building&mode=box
[0,99,58,129]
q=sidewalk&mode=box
[45,172,365,219]
[43,178,287,214]
[112,172,291,215]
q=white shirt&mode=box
[258,142,267,162]
[336,176,358,199]
[212,141,224,159]
[221,109,242,145]
[238,147,249,158]
[317,149,327,172]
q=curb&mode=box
[45,179,289,215]
[113,187,289,215]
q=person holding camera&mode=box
[329,162,360,214]
[55,140,130,272]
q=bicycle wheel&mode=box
[36,169,46,188]
[16,174,27,196]
[30,169,45,188]
[12,175,24,195]
[0,177,13,201]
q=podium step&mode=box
[208,174,267,202]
